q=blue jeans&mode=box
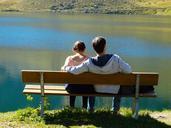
[112,86,153,111]
[111,86,133,112]
[112,96,121,112]
[111,86,154,111]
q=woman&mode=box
[61,41,95,111]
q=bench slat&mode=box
[22,71,159,86]
[23,85,157,97]
[25,85,65,90]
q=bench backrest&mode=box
[22,70,159,86]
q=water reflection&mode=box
[0,14,171,112]
[0,25,171,58]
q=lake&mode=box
[0,13,171,112]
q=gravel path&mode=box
[150,111,171,126]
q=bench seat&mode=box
[23,84,157,97]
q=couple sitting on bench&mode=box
[61,36,154,113]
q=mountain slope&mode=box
[0,0,171,15]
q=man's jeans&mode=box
[112,96,121,112]
[111,86,134,112]
[111,86,154,112]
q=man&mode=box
[63,36,132,113]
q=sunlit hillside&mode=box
[137,0,171,7]
[0,0,171,15]
[136,0,171,15]
[0,0,22,11]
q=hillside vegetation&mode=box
[0,0,171,15]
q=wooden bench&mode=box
[21,70,159,119]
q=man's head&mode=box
[92,36,106,54]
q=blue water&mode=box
[0,14,171,112]
[1,25,171,58]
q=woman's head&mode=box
[72,41,86,53]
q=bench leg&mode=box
[132,97,139,119]
[132,74,140,119]
[40,96,44,117]
[40,72,45,117]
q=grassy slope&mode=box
[0,107,171,128]
[0,0,171,15]
[0,0,21,11]
[135,0,171,15]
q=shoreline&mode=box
[0,10,171,18]
[0,9,171,16]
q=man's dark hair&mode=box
[92,36,106,54]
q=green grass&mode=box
[0,107,171,128]
[0,0,171,15]
[135,0,171,15]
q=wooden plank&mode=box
[23,88,156,97]
[22,71,40,83]
[22,70,159,86]
[25,85,65,90]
